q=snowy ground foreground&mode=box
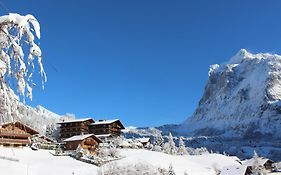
[117,149,240,174]
[0,147,98,175]
[0,147,249,175]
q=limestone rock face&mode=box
[179,49,281,138]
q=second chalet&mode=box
[57,118,94,139]
[88,119,125,137]
[57,118,125,140]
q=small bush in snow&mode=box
[185,146,209,155]
[153,145,162,152]
[97,162,169,175]
[168,164,176,175]
[107,147,120,158]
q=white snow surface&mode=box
[0,147,241,175]
[90,119,119,125]
[220,165,249,175]
[57,117,93,124]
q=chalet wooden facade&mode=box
[0,122,39,146]
[64,134,102,154]
[57,118,94,139]
[88,119,125,137]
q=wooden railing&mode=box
[0,138,30,144]
[0,131,31,138]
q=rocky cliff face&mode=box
[179,49,281,138]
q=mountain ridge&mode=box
[177,49,281,138]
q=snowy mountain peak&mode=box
[227,49,253,64]
[35,105,61,119]
[179,49,281,138]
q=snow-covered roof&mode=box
[243,157,273,167]
[90,119,125,129]
[220,165,250,175]
[0,121,39,135]
[119,140,131,148]
[64,134,102,143]
[90,119,119,125]
[136,137,150,143]
[57,118,93,124]
[95,134,112,138]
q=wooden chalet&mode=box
[64,134,102,154]
[0,122,39,146]
[57,118,94,139]
[136,137,150,146]
[243,157,275,171]
[88,119,125,137]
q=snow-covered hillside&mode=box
[179,49,281,138]
[0,102,61,135]
[0,147,241,175]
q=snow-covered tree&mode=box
[153,131,164,152]
[75,144,85,159]
[163,132,177,155]
[154,131,164,146]
[0,13,45,121]
[252,150,268,175]
[177,137,188,155]
[167,164,176,175]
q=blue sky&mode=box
[3,0,281,127]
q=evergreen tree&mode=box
[177,137,188,155]
[153,131,164,152]
[163,132,177,155]
[154,132,164,147]
[251,150,268,175]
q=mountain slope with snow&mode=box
[179,49,281,138]
[12,104,61,134]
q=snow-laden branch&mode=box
[0,13,46,120]
[0,13,46,101]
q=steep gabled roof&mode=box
[64,134,102,143]
[0,121,39,135]
[57,118,94,124]
[136,137,150,143]
[90,119,125,129]
[243,157,274,167]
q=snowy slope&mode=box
[0,147,241,175]
[0,102,61,135]
[179,49,281,138]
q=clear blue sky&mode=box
[2,0,281,127]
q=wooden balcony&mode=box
[0,131,31,138]
[0,138,30,145]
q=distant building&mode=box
[220,165,252,175]
[88,119,125,137]
[0,122,39,146]
[243,157,275,171]
[57,118,94,139]
[136,137,150,146]
[64,134,102,154]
